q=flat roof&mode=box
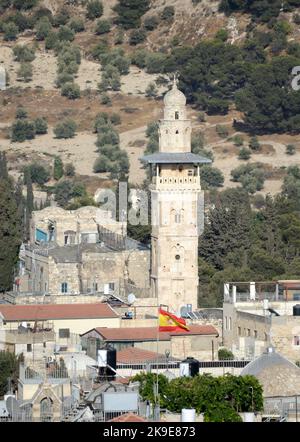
[140,152,212,164]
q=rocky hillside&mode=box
[0,0,299,203]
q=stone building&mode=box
[15,205,150,300]
[0,303,120,355]
[81,324,219,361]
[223,281,300,362]
[30,206,126,246]
[241,347,300,421]
[142,79,210,314]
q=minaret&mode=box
[141,79,211,314]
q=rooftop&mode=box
[117,347,179,364]
[82,325,218,341]
[140,152,212,165]
[108,412,148,422]
[0,303,118,321]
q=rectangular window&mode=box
[109,282,115,291]
[59,329,70,339]
[254,330,258,339]
[61,282,68,294]
[238,327,241,336]
[294,336,300,346]
[27,344,32,353]
[225,316,228,330]
[43,342,46,348]
[247,329,251,337]
[229,317,232,331]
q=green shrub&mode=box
[114,29,124,45]
[218,348,234,360]
[3,22,19,41]
[53,156,64,180]
[25,163,50,185]
[143,15,159,31]
[93,154,112,173]
[161,6,175,21]
[34,117,48,135]
[100,93,112,105]
[55,72,74,87]
[249,136,261,151]
[232,135,244,146]
[129,28,147,45]
[200,165,224,189]
[69,18,85,33]
[45,31,59,50]
[110,113,121,125]
[35,16,52,40]
[15,107,28,119]
[238,147,251,160]
[95,19,111,35]
[113,0,150,30]
[64,163,75,177]
[54,119,77,139]
[52,7,70,27]
[145,52,165,73]
[11,120,36,142]
[58,25,75,42]
[13,45,35,62]
[61,82,81,99]
[131,49,148,68]
[145,82,158,98]
[215,28,229,42]
[286,144,296,155]
[17,62,33,82]
[86,0,103,20]
[13,0,37,10]
[216,124,229,138]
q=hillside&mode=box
[0,0,300,201]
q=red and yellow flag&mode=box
[158,308,189,332]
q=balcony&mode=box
[152,176,201,190]
[4,329,55,344]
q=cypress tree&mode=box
[24,168,34,242]
[0,177,22,292]
[53,157,64,181]
[15,176,26,241]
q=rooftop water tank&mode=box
[179,357,200,377]
[181,409,196,422]
[293,304,300,316]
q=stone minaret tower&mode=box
[142,79,211,314]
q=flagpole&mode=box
[155,303,160,419]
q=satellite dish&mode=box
[6,397,19,417]
[127,293,136,305]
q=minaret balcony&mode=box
[151,176,201,190]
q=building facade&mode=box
[142,79,210,314]
[15,206,150,300]
[223,281,300,362]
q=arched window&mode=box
[175,111,179,120]
[40,397,53,422]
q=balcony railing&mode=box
[5,329,55,344]
[152,176,201,189]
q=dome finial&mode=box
[172,72,179,89]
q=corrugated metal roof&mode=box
[140,152,212,164]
